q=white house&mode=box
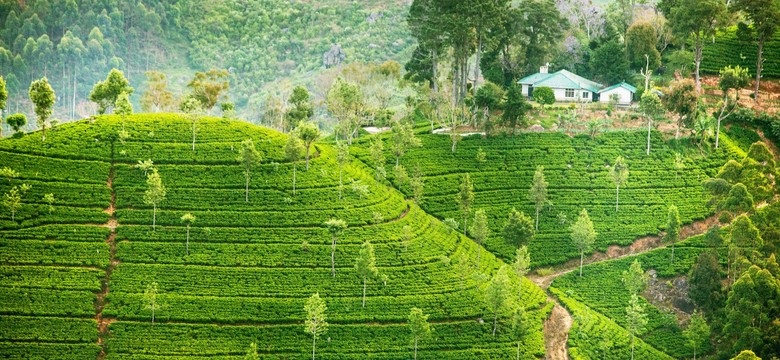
[598,82,637,105]
[519,64,604,103]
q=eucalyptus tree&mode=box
[408,307,430,360]
[237,139,262,203]
[28,77,54,142]
[571,208,596,276]
[528,166,548,230]
[355,240,378,308]
[324,219,347,277]
[181,213,195,256]
[304,293,328,360]
[609,156,629,212]
[144,168,166,231]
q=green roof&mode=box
[518,70,603,93]
[598,81,637,94]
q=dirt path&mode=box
[97,152,119,360]
[529,213,721,289]
[543,302,573,360]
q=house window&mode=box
[583,92,589,98]
[565,89,575,98]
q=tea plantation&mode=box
[354,129,744,267]
[0,115,551,359]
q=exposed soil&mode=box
[96,158,118,360]
[529,213,721,290]
[544,302,573,360]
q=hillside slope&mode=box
[0,115,548,359]
[353,129,740,268]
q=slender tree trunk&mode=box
[432,48,438,94]
[73,65,77,120]
[676,119,680,139]
[517,341,521,360]
[292,163,297,196]
[306,145,314,170]
[152,306,155,325]
[616,184,620,212]
[492,312,498,336]
[716,97,728,149]
[755,37,764,103]
[11,209,14,221]
[338,165,343,200]
[186,224,190,256]
[153,204,157,231]
[413,338,418,360]
[362,277,367,307]
[671,241,675,264]
[312,334,316,360]
[580,250,584,277]
[694,32,702,93]
[245,170,250,202]
[331,235,336,277]
[473,31,482,96]
[693,346,696,360]
[477,246,481,270]
[631,334,635,360]
[647,118,652,155]
[395,155,399,168]
[535,207,540,231]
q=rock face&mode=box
[528,124,545,132]
[644,270,695,322]
[323,45,346,68]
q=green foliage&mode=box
[665,205,682,262]
[683,311,710,360]
[6,113,26,133]
[355,240,378,307]
[114,91,133,117]
[621,259,647,296]
[28,77,55,141]
[286,86,313,131]
[626,22,660,70]
[571,208,597,276]
[701,26,780,77]
[296,122,321,171]
[408,307,430,359]
[485,265,512,336]
[591,40,629,85]
[688,250,724,316]
[187,69,230,111]
[532,86,555,108]
[89,69,133,115]
[503,207,535,246]
[663,78,699,136]
[502,84,531,132]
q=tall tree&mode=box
[684,311,711,360]
[0,75,6,137]
[511,306,529,360]
[296,122,320,171]
[6,113,26,134]
[181,213,195,256]
[528,165,548,230]
[324,219,347,277]
[391,120,421,167]
[28,77,54,142]
[715,66,751,148]
[180,95,204,151]
[355,240,378,308]
[485,265,511,336]
[56,30,85,120]
[512,246,531,300]
[237,139,262,203]
[688,250,723,316]
[141,71,175,112]
[144,281,161,325]
[502,84,531,133]
[144,168,166,231]
[304,293,328,360]
[503,208,535,246]
[660,0,726,92]
[327,77,364,144]
[285,133,304,196]
[408,307,431,360]
[590,40,629,85]
[285,86,313,132]
[571,208,596,276]
[621,259,648,296]
[458,173,475,232]
[470,209,489,269]
[626,22,661,71]
[336,142,349,201]
[369,137,386,183]
[625,294,648,360]
[89,68,133,114]
[730,214,763,265]
[187,69,230,112]
[3,185,28,222]
[664,79,699,139]
[639,92,664,155]
[407,0,445,92]
[733,0,780,102]
[467,0,509,96]
[723,265,779,357]
[609,156,629,212]
[665,205,682,263]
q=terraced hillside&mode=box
[355,130,742,267]
[0,115,550,359]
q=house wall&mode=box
[599,87,633,104]
[551,88,594,102]
[522,84,531,97]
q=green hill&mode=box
[701,26,780,78]
[0,115,549,359]
[353,129,742,267]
